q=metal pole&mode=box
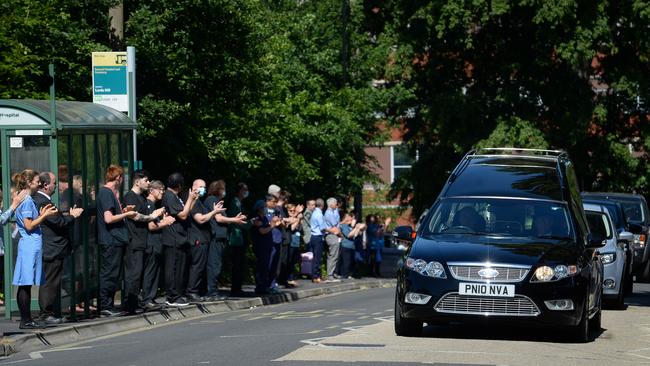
[49,64,57,132]
[49,64,59,204]
[127,47,137,165]
[2,128,10,319]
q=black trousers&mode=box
[254,242,272,292]
[38,257,64,316]
[340,247,355,278]
[277,244,293,285]
[268,242,281,287]
[141,248,161,304]
[99,244,125,310]
[187,243,208,295]
[206,239,226,296]
[164,245,188,302]
[124,248,145,312]
[230,245,246,293]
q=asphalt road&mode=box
[4,283,650,366]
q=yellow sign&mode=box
[91,52,127,67]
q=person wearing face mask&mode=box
[204,180,246,300]
[186,179,226,302]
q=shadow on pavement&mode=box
[624,287,650,307]
[420,321,605,344]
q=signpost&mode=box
[92,49,139,164]
[92,52,128,112]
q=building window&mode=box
[392,144,417,183]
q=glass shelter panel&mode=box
[6,133,51,311]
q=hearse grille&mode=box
[448,264,530,283]
[434,293,540,317]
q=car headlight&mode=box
[634,234,646,248]
[530,265,578,282]
[405,257,447,278]
[601,253,616,264]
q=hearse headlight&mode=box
[531,265,578,282]
[600,253,616,264]
[405,257,447,279]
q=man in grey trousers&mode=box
[323,197,341,282]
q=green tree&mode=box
[375,1,650,216]
[0,0,117,100]
[127,0,391,200]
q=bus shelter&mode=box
[0,99,135,319]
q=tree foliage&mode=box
[2,0,649,214]
[377,0,650,216]
[1,0,392,201]
[0,0,117,100]
[125,0,392,200]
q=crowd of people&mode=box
[5,165,391,329]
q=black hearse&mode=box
[395,148,605,342]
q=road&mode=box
[3,283,650,366]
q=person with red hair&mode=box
[96,165,137,317]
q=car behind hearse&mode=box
[395,148,605,343]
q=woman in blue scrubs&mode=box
[12,169,57,329]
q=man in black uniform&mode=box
[34,171,83,324]
[123,170,165,314]
[186,179,226,302]
[97,165,137,317]
[161,173,197,307]
[141,180,175,309]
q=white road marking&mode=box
[220,332,319,338]
[627,353,650,361]
[29,346,93,359]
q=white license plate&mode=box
[459,283,515,298]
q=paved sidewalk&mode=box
[0,277,395,357]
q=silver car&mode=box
[584,202,634,308]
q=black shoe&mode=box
[186,294,205,303]
[204,294,227,302]
[143,302,162,311]
[42,315,63,325]
[19,320,47,329]
[165,298,190,307]
[100,309,123,317]
[127,307,146,315]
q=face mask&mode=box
[198,187,206,197]
[242,191,249,199]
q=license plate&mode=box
[459,283,515,298]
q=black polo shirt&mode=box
[124,190,148,250]
[145,198,163,254]
[205,195,228,240]
[190,198,213,245]
[161,190,189,247]
[96,186,129,246]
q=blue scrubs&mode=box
[12,196,43,286]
